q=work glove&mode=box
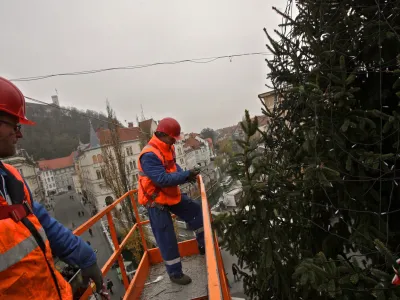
[188,168,200,183]
[81,262,103,293]
[392,258,400,286]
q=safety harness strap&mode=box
[0,201,32,222]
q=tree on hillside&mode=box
[20,103,109,159]
[216,139,233,156]
[214,1,400,299]
[201,127,217,144]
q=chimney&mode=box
[128,122,134,128]
[51,95,59,106]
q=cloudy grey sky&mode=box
[1,0,285,133]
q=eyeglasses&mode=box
[0,120,22,132]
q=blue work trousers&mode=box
[147,194,205,277]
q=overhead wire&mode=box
[10,52,272,82]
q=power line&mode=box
[11,52,272,82]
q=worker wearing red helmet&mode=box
[137,117,204,285]
[0,77,103,299]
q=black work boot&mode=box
[169,273,192,285]
[198,245,205,255]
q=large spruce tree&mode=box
[215,0,400,299]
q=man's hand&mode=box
[81,262,103,292]
[188,168,200,183]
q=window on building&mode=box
[178,148,182,155]
[19,169,23,176]
[126,146,133,156]
[97,154,103,163]
[96,170,102,180]
[92,155,98,164]
[101,169,105,179]
[129,161,137,170]
[180,158,184,165]
[133,174,138,183]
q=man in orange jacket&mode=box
[0,77,103,299]
[138,117,204,285]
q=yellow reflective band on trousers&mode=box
[164,257,181,266]
[0,227,47,272]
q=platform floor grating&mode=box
[140,255,208,300]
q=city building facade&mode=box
[3,149,45,203]
[76,120,156,210]
[38,152,76,194]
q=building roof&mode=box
[257,115,269,127]
[139,119,154,134]
[39,152,75,170]
[216,125,237,139]
[258,90,276,99]
[97,127,141,145]
[89,121,100,148]
[184,137,203,150]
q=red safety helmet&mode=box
[0,77,35,125]
[156,117,182,140]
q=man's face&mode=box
[158,134,176,145]
[0,114,21,158]
[164,135,176,145]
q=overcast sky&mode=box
[0,0,286,133]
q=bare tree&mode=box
[100,102,136,227]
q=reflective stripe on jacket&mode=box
[138,136,181,206]
[0,163,72,299]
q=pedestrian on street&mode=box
[81,210,85,216]
[87,241,91,246]
[232,263,240,282]
[78,211,81,217]
[72,222,76,229]
[138,118,204,285]
[0,77,104,298]
[89,228,93,237]
[106,278,114,294]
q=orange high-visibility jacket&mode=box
[137,136,181,206]
[0,163,72,299]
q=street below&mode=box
[52,191,125,300]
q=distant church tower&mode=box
[51,95,59,106]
